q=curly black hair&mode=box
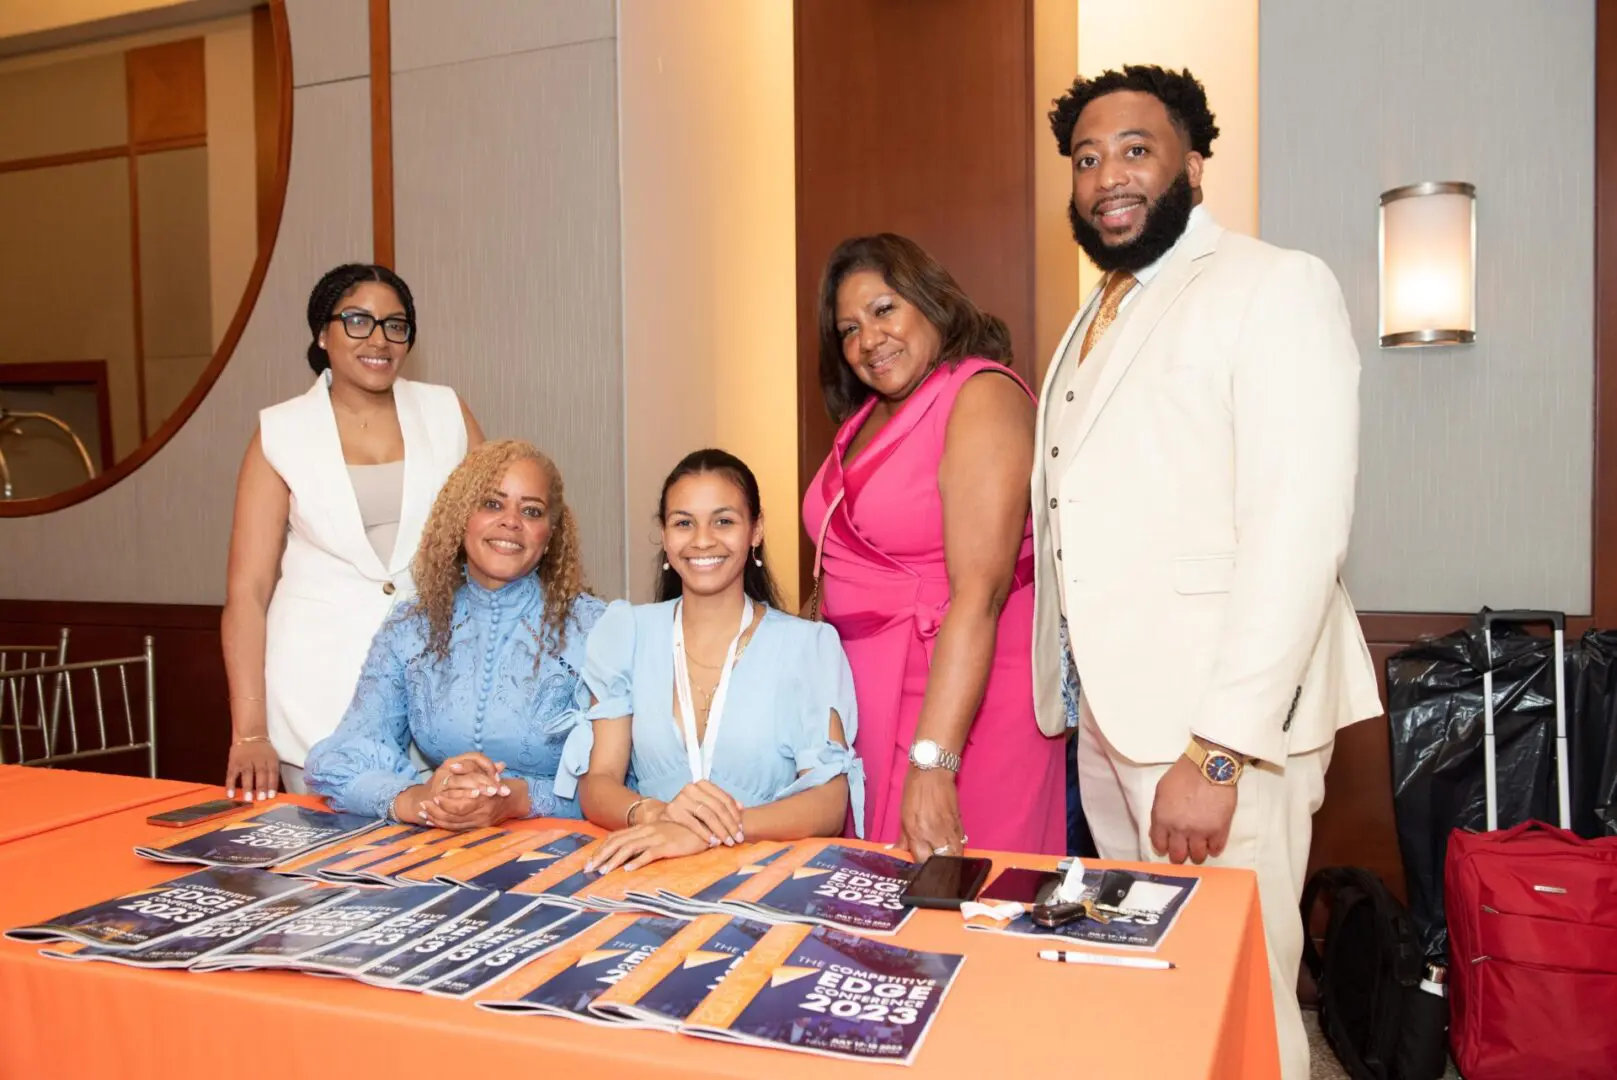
[304,263,417,374]
[1048,65,1219,160]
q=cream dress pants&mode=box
[1077,698,1329,1080]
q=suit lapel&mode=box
[308,378,388,579]
[1064,221,1222,453]
[389,378,432,576]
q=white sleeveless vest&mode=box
[259,375,467,765]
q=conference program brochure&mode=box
[5,866,312,949]
[479,912,965,1065]
[135,804,381,868]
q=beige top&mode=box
[347,461,405,565]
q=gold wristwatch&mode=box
[1185,739,1244,786]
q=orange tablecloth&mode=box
[0,789,1279,1079]
[0,764,209,846]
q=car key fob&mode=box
[1030,877,1111,928]
[1094,869,1136,909]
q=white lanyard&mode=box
[671,598,754,783]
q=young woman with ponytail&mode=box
[560,449,864,873]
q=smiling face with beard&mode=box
[1066,90,1204,274]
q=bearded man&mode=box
[1030,64,1381,1080]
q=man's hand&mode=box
[1149,755,1238,864]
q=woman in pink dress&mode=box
[802,233,1066,859]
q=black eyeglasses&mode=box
[330,311,413,344]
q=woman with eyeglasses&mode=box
[221,263,483,802]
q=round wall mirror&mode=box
[0,0,290,513]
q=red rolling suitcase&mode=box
[1444,611,1617,1079]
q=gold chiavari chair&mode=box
[0,635,157,778]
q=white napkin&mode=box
[959,900,1026,922]
[1055,856,1088,903]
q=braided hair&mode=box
[655,449,783,609]
[304,263,417,374]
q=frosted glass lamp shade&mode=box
[1378,181,1476,348]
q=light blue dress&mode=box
[555,599,865,835]
[305,574,604,821]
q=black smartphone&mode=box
[899,855,992,909]
[978,867,1060,905]
[146,798,247,828]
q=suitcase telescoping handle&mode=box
[1480,610,1570,832]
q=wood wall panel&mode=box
[126,37,207,146]
[0,600,226,785]
[1595,0,1617,627]
[793,0,1036,598]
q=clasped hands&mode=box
[393,752,525,830]
[587,780,747,874]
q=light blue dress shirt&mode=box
[305,574,604,820]
[555,599,865,835]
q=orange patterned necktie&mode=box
[1077,270,1138,363]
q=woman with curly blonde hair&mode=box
[307,439,604,828]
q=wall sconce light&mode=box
[1378,181,1476,348]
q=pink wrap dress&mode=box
[802,358,1065,854]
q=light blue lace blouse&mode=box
[555,599,865,835]
[305,574,604,821]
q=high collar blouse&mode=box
[306,573,605,820]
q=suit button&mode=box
[1048,498,1057,510]
[1050,446,1059,458]
[1056,549,1062,561]
[1065,391,1074,402]
[382,582,396,596]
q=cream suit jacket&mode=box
[1031,216,1381,765]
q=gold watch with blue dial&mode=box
[1185,739,1244,786]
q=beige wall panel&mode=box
[619,0,798,607]
[204,18,258,348]
[0,71,374,603]
[285,0,368,86]
[144,351,210,428]
[137,146,213,359]
[389,0,613,74]
[0,53,127,161]
[1074,0,1259,300]
[0,159,139,459]
[391,39,625,597]
[1260,0,1594,613]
